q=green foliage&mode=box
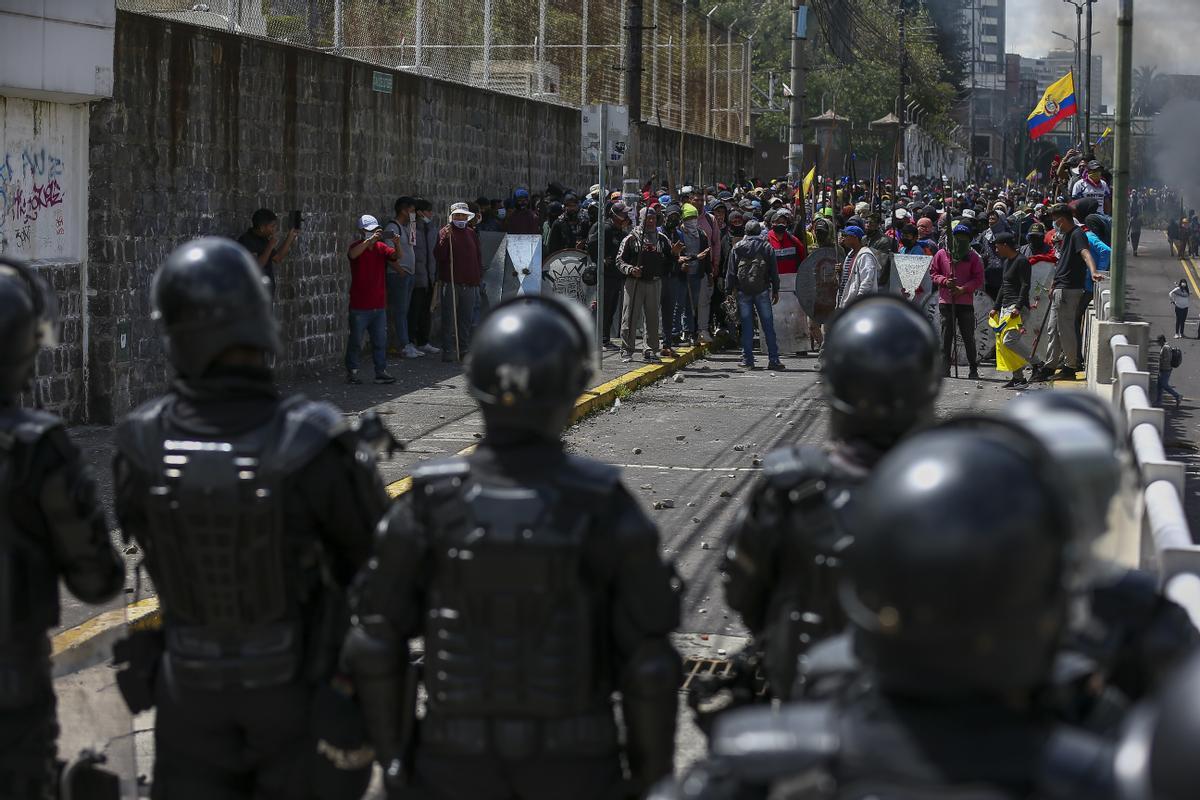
[708,0,960,158]
[265,15,306,42]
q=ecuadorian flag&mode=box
[1027,72,1077,140]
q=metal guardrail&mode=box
[1108,333,1200,627]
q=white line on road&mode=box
[611,464,762,472]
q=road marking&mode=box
[611,464,762,472]
[1180,257,1200,297]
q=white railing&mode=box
[1107,332,1200,626]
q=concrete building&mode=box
[0,1,116,420]
[954,0,1007,180]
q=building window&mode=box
[973,135,992,158]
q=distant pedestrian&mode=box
[345,214,398,385]
[617,206,678,363]
[1168,217,1183,257]
[726,219,784,371]
[1170,279,1191,338]
[237,208,298,297]
[433,202,483,362]
[1156,334,1183,408]
[502,188,541,235]
[383,196,423,360]
[929,222,985,379]
[409,198,442,355]
[835,225,881,309]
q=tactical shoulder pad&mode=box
[270,396,350,474]
[558,454,621,495]
[1089,567,1160,628]
[710,702,839,785]
[761,444,833,494]
[113,396,172,473]
[1036,725,1117,799]
[3,407,63,448]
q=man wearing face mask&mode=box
[433,203,483,362]
[673,204,712,346]
[929,222,985,379]
[548,194,588,256]
[502,187,541,235]
[587,201,634,348]
[1071,159,1112,215]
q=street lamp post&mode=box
[1062,0,1086,144]
[1052,29,1080,141]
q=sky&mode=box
[1005,0,1200,108]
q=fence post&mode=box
[651,0,659,119]
[679,1,687,131]
[743,35,752,144]
[581,0,589,105]
[726,23,734,141]
[618,0,628,106]
[705,13,713,138]
[483,0,492,87]
[415,0,425,69]
[333,0,342,52]
[538,0,547,94]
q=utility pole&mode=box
[1073,1,1083,143]
[969,0,977,183]
[897,1,908,188]
[1085,0,1095,151]
[626,0,644,166]
[787,2,808,206]
[1110,0,1133,321]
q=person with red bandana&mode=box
[767,208,814,355]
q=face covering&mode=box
[773,224,787,235]
[683,219,699,232]
[452,219,468,229]
[517,200,528,209]
[731,225,745,236]
[949,235,971,262]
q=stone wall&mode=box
[84,11,751,422]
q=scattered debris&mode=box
[672,373,685,383]
[687,501,697,507]
[653,499,676,510]
[640,484,653,490]
[733,445,745,452]
[473,432,482,439]
[752,458,763,466]
[694,425,702,431]
[633,447,643,454]
[698,608,708,614]
[717,648,727,656]
[700,541,710,548]
[692,517,701,524]
[775,412,783,418]
[676,435,687,441]
[719,490,733,498]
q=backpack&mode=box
[737,250,770,295]
[1171,346,1183,369]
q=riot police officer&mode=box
[343,294,681,800]
[112,238,388,798]
[657,419,1119,800]
[1117,651,1200,800]
[0,258,125,799]
[720,293,941,700]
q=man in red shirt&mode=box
[345,214,399,384]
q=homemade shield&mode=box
[542,248,595,308]
[893,254,935,310]
[793,246,841,323]
[478,231,507,309]
[506,235,543,296]
[770,273,811,354]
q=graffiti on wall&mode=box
[0,97,79,261]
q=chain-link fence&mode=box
[119,0,750,145]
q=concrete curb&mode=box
[51,344,711,673]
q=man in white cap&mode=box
[346,214,400,384]
[433,202,483,362]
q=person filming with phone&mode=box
[237,207,300,298]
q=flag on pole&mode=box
[1027,72,1078,140]
[1025,168,1038,182]
[1094,126,1113,148]
[802,166,816,198]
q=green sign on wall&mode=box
[372,71,393,94]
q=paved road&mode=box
[1122,230,1200,532]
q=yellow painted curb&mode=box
[52,344,712,670]
[384,344,709,498]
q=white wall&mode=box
[0,96,87,263]
[0,0,115,103]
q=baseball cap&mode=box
[449,202,472,218]
[894,208,910,220]
[681,203,699,220]
[359,214,381,231]
[1028,222,1047,236]
[961,208,977,220]
[680,185,697,196]
[842,225,865,239]
[610,200,630,219]
[953,222,972,235]
[1087,159,1102,171]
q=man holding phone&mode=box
[237,208,299,297]
[346,214,399,384]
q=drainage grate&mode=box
[680,656,770,697]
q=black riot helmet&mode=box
[151,237,281,378]
[842,418,1074,697]
[466,294,597,440]
[821,294,942,449]
[0,257,59,399]
[1117,652,1200,800]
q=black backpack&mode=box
[737,250,770,295]
[1171,346,1183,369]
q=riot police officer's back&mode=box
[721,294,942,700]
[0,258,124,799]
[112,238,387,798]
[344,294,682,800]
[658,419,1119,800]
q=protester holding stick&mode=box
[433,202,482,363]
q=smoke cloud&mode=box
[1153,99,1200,208]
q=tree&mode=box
[1133,64,1169,117]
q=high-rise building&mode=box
[955,0,1007,180]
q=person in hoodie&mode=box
[672,203,712,346]
[547,194,588,256]
[502,187,541,235]
[618,206,681,363]
[930,222,985,379]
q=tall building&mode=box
[955,0,1007,180]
